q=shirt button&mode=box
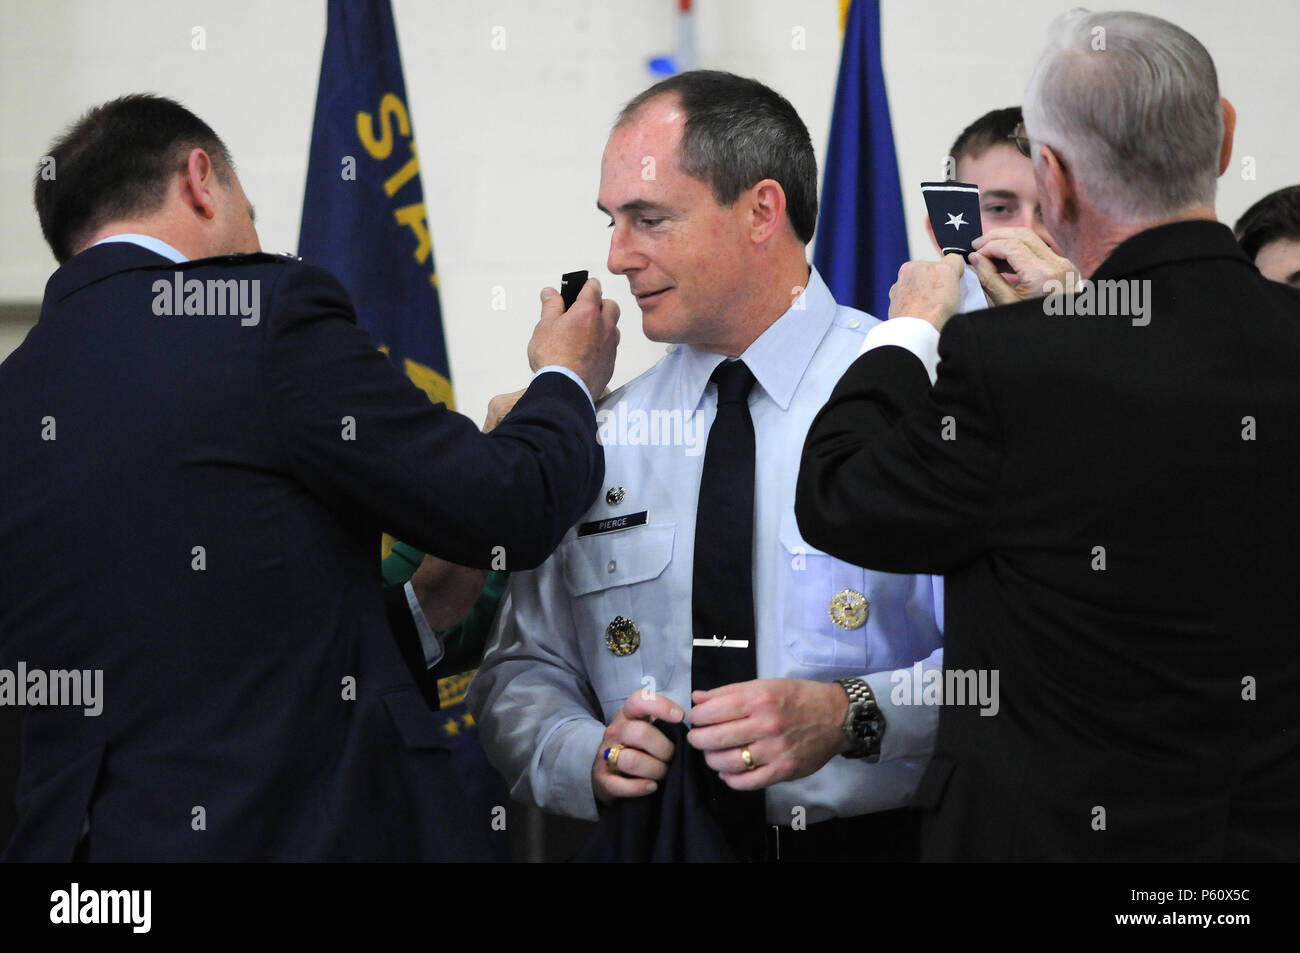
[607,560,617,574]
[847,317,861,329]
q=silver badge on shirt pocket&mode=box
[605,616,640,656]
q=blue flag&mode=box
[299,0,512,861]
[813,0,910,319]
[299,0,453,409]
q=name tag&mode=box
[576,511,648,537]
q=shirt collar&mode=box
[677,265,837,412]
[91,233,188,263]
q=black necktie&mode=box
[690,359,764,851]
[692,359,758,690]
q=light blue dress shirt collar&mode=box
[674,265,837,413]
[91,233,188,263]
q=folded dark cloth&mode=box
[572,722,737,862]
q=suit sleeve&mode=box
[261,263,603,571]
[795,315,1003,574]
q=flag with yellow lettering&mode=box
[299,0,453,413]
[299,0,513,862]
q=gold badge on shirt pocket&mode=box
[605,616,640,656]
[828,589,869,629]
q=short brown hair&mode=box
[35,94,232,263]
[949,106,1023,178]
[618,70,818,244]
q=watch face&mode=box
[855,708,883,741]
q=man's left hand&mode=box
[969,227,1077,306]
[687,679,849,791]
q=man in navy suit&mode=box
[0,94,618,861]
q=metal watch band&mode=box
[836,676,884,759]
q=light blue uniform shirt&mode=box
[469,267,944,825]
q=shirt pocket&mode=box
[559,522,677,704]
[777,514,872,670]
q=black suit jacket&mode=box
[0,243,603,861]
[796,221,1300,861]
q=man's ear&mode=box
[1037,143,1074,225]
[1218,97,1236,176]
[748,178,788,245]
[182,148,219,221]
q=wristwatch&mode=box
[836,677,885,760]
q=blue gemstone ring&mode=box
[602,743,626,770]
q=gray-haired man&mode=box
[798,9,1300,861]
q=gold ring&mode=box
[603,743,626,771]
[741,747,756,770]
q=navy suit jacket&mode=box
[0,243,603,861]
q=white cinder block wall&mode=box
[1,0,1295,426]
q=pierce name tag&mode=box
[921,181,982,258]
[576,511,648,537]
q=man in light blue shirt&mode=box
[469,71,942,861]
